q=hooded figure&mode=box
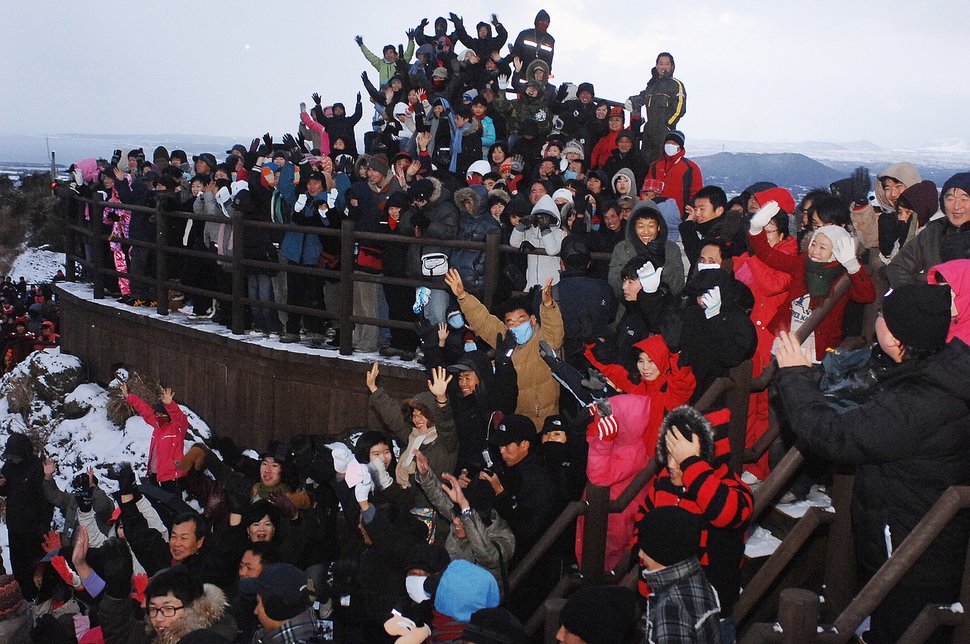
[509,194,565,287]
[927,258,970,346]
[608,200,686,296]
[508,10,555,89]
[878,180,940,259]
[677,268,758,402]
[431,560,500,640]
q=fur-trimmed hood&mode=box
[401,390,439,428]
[454,186,482,215]
[145,583,236,644]
[656,406,716,465]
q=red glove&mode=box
[131,573,149,603]
[585,402,619,441]
[51,555,81,588]
[42,530,62,553]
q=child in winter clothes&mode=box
[119,382,188,490]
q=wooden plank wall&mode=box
[55,286,426,449]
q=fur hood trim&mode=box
[454,187,481,214]
[656,406,715,465]
[146,583,231,644]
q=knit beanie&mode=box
[0,575,23,619]
[941,172,970,215]
[882,284,952,351]
[559,586,638,644]
[463,607,526,644]
[664,130,685,147]
[636,505,701,566]
[368,154,390,177]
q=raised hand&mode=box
[775,330,812,369]
[43,457,55,479]
[542,278,554,306]
[354,35,363,47]
[748,200,780,235]
[666,425,701,466]
[441,472,468,508]
[414,449,429,477]
[160,387,174,405]
[444,268,467,299]
[311,92,322,105]
[427,366,452,402]
[268,490,299,520]
[365,362,379,393]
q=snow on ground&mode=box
[56,281,425,371]
[745,526,783,559]
[776,484,834,519]
[8,247,65,284]
[0,346,212,558]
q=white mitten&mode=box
[748,200,780,235]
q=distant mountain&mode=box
[692,152,843,198]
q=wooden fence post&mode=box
[231,209,245,335]
[155,205,169,316]
[579,484,610,586]
[483,230,500,310]
[778,588,820,643]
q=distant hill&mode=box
[692,152,843,198]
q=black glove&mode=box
[829,177,854,208]
[354,35,363,46]
[556,83,569,102]
[225,486,250,514]
[659,310,683,355]
[449,12,463,28]
[418,18,429,30]
[412,211,430,231]
[589,340,618,366]
[491,13,499,26]
[311,92,322,106]
[849,166,871,204]
[406,28,416,40]
[74,481,94,513]
[495,331,517,367]
[356,92,362,104]
[282,133,300,153]
[294,448,336,485]
[99,538,133,598]
[262,132,273,148]
[361,70,369,83]
[297,131,308,150]
[110,150,122,166]
[519,240,536,253]
[414,317,436,343]
[106,462,136,496]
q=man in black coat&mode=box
[0,432,53,599]
[629,52,687,164]
[774,284,970,644]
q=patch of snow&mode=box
[8,247,64,284]
[56,281,425,371]
[776,484,833,519]
[947,603,964,614]
[745,526,783,558]
[772,622,783,633]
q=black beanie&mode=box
[463,607,526,644]
[403,543,451,575]
[636,505,701,566]
[882,284,952,351]
[560,586,638,644]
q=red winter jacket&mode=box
[645,147,703,215]
[747,229,875,361]
[127,394,188,483]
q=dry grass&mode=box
[106,370,161,427]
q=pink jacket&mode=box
[576,394,653,571]
[127,394,188,483]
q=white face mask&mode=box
[664,143,680,157]
[405,576,430,603]
[697,262,719,272]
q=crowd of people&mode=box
[32,7,970,644]
[0,276,61,373]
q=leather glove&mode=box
[748,200,780,235]
[106,462,136,496]
[701,286,722,319]
[268,490,299,520]
[556,83,569,102]
[637,261,662,294]
[494,331,517,367]
[849,166,871,204]
[832,235,861,273]
[99,538,133,599]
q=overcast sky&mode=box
[4,0,968,152]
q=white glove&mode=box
[701,285,722,319]
[623,98,633,113]
[294,193,308,213]
[215,186,231,206]
[328,442,354,474]
[354,466,374,502]
[637,261,662,294]
[497,74,509,89]
[368,457,394,490]
[832,235,861,273]
[72,168,84,185]
[748,200,780,235]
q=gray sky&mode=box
[4,0,968,151]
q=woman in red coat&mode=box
[120,382,189,490]
[747,197,875,364]
[733,199,797,480]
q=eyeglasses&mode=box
[148,605,185,618]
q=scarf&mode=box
[804,258,844,308]
[396,427,438,488]
[449,122,470,173]
[253,481,292,501]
